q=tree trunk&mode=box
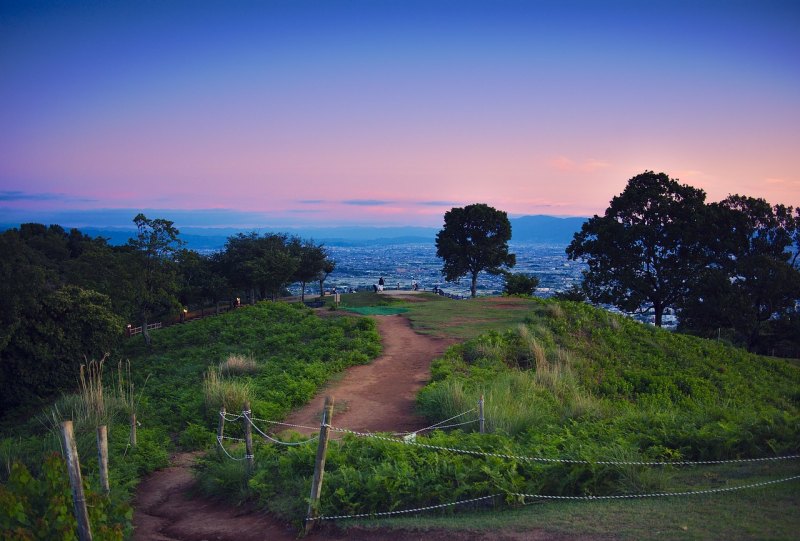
[301,280,306,302]
[471,272,478,298]
[653,301,663,327]
[141,312,151,347]
[319,279,325,297]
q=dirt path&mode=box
[132,314,454,540]
[284,314,454,434]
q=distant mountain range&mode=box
[1,215,588,250]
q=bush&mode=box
[503,272,540,296]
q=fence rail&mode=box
[126,322,162,336]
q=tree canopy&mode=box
[0,217,337,411]
[678,195,800,352]
[436,203,516,297]
[566,171,708,326]
[568,171,800,355]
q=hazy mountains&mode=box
[3,215,588,250]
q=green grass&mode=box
[336,291,403,308]
[341,460,800,540]
[404,295,541,340]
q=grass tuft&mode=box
[203,368,253,412]
[219,354,260,376]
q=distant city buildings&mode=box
[289,243,585,299]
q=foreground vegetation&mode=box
[0,302,380,539]
[2,294,798,539]
[197,296,799,537]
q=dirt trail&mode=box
[284,314,454,434]
[132,314,454,540]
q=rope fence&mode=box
[212,400,800,531]
[393,407,478,436]
[312,474,800,522]
[327,424,800,467]
[510,474,800,501]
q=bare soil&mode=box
[132,314,600,540]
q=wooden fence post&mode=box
[217,407,226,457]
[243,402,254,472]
[61,421,93,541]
[305,396,334,535]
[97,425,109,495]
[129,413,137,448]
[479,394,485,434]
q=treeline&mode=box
[0,214,334,411]
[567,171,800,357]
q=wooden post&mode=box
[61,421,93,541]
[305,396,334,534]
[217,407,226,457]
[97,425,110,495]
[243,402,254,472]
[129,413,137,448]
[479,394,485,434]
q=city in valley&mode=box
[300,242,584,299]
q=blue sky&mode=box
[1,0,798,229]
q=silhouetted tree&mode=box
[436,203,515,297]
[680,195,800,351]
[567,171,708,326]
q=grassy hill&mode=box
[1,293,798,539]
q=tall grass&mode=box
[35,357,151,455]
[116,359,149,416]
[420,323,605,436]
[202,368,253,412]
[78,356,108,426]
[39,356,116,434]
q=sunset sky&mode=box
[1,0,798,229]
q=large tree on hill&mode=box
[566,171,708,326]
[436,203,516,298]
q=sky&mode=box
[1,0,798,229]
